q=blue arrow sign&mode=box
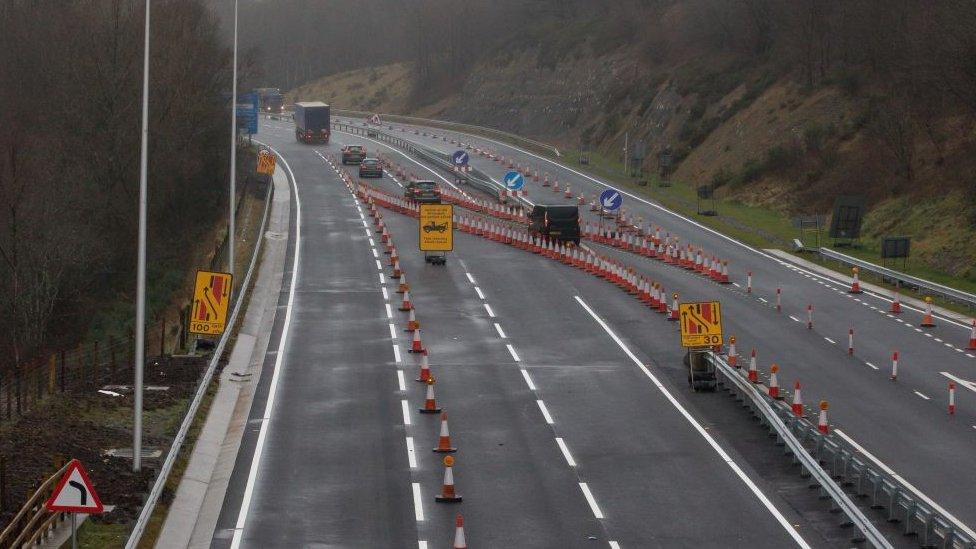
[503,171,525,190]
[452,150,469,166]
[599,188,623,211]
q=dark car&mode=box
[405,180,440,203]
[528,204,581,244]
[359,157,383,178]
[341,145,366,165]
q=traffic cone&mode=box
[719,261,730,284]
[389,247,399,266]
[791,381,804,416]
[416,350,431,382]
[747,349,758,382]
[433,411,457,453]
[391,259,402,279]
[848,267,862,294]
[409,328,425,353]
[817,401,829,434]
[406,308,419,332]
[890,287,902,314]
[435,455,462,502]
[398,274,409,294]
[768,364,780,399]
[453,514,467,549]
[668,293,680,321]
[920,297,936,327]
[399,290,413,311]
[657,287,668,314]
[420,377,442,413]
[727,336,738,367]
[967,320,976,350]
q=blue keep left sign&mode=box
[599,188,623,211]
[452,150,469,166]
[504,171,524,190]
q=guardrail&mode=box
[124,164,276,548]
[818,248,976,309]
[333,108,561,158]
[709,352,975,548]
[332,121,533,209]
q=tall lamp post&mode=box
[228,0,239,279]
[133,0,151,472]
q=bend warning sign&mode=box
[679,301,723,348]
[419,204,453,252]
[45,459,104,514]
[256,149,276,175]
[190,270,233,335]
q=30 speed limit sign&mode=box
[678,301,723,348]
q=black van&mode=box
[528,205,581,244]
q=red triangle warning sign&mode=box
[45,459,104,513]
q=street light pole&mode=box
[133,0,151,472]
[228,0,239,279]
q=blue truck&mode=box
[293,102,331,144]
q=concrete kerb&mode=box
[766,249,973,325]
[156,165,291,548]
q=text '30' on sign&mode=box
[190,270,233,336]
[679,301,723,348]
[419,204,454,252]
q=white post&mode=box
[133,0,151,473]
[228,0,239,279]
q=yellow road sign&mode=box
[256,150,276,175]
[419,204,453,252]
[679,301,723,348]
[190,270,233,335]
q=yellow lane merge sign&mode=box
[419,204,453,251]
[256,150,276,175]
[679,301,723,348]
[190,270,233,335]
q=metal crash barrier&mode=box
[708,352,975,549]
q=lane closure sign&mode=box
[419,204,454,251]
[190,270,233,335]
[679,301,723,348]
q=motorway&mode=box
[204,118,853,548]
[331,116,976,531]
[206,113,976,548]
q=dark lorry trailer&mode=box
[528,204,581,244]
[294,101,331,144]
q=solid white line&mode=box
[536,400,554,424]
[382,287,389,300]
[520,369,537,390]
[494,323,508,338]
[385,303,393,319]
[940,372,976,393]
[389,323,398,339]
[578,483,604,519]
[555,437,577,467]
[474,286,485,299]
[418,542,428,549]
[507,344,521,362]
[406,436,418,468]
[412,483,424,521]
[230,145,302,549]
[914,391,930,400]
[466,272,476,284]
[574,295,810,548]
[865,362,879,370]
[834,429,976,539]
[401,400,412,426]
[824,337,836,344]
[484,303,496,317]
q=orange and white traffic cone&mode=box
[817,401,829,434]
[409,328,426,353]
[416,351,431,382]
[848,267,862,294]
[657,286,668,314]
[389,247,399,266]
[791,381,804,417]
[719,261,730,284]
[433,411,458,453]
[398,273,409,294]
[453,514,467,548]
[967,320,976,350]
[435,455,462,502]
[399,290,413,311]
[748,349,758,382]
[668,293,680,321]
[727,336,738,367]
[890,286,902,314]
[406,308,419,332]
[768,364,780,399]
[921,296,936,327]
[391,259,402,279]
[420,377,442,414]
